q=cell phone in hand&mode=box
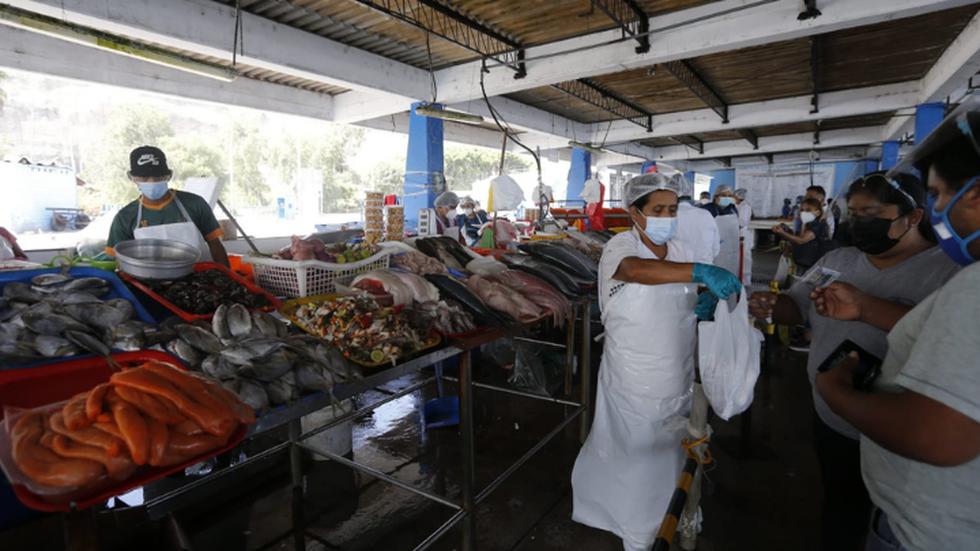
[817,339,883,391]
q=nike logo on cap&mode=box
[137,154,159,166]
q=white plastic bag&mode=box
[773,254,792,287]
[697,290,762,420]
[488,174,525,211]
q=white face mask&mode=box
[463,208,474,215]
[445,208,458,218]
[800,212,817,225]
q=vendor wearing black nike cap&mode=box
[106,145,229,267]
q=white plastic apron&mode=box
[133,193,212,261]
[737,204,754,286]
[713,213,740,277]
[572,242,697,551]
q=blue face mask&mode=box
[137,180,170,201]
[641,216,677,245]
[929,176,980,266]
[718,197,735,208]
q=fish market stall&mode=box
[0,224,600,551]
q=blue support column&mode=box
[404,102,445,230]
[683,171,696,196]
[567,147,591,205]
[880,140,900,171]
[915,102,945,144]
[640,160,657,174]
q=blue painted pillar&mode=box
[915,102,945,144]
[567,147,591,205]
[683,171,696,196]
[880,140,900,171]
[404,102,445,230]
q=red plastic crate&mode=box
[0,351,247,512]
[120,262,282,322]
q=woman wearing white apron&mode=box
[572,174,742,551]
[106,146,229,267]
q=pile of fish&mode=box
[407,301,477,336]
[138,269,271,315]
[489,270,573,326]
[465,275,543,322]
[391,250,447,275]
[158,303,349,411]
[517,242,598,281]
[0,273,150,363]
[415,237,474,271]
[425,273,513,327]
[501,254,590,298]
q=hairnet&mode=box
[714,185,734,196]
[734,188,748,199]
[459,196,476,208]
[434,191,460,208]
[624,173,679,207]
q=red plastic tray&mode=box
[120,262,282,322]
[0,351,247,512]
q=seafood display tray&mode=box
[278,293,443,368]
[0,351,247,512]
[244,249,391,299]
[120,262,281,322]
[0,267,157,370]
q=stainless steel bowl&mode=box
[114,239,200,280]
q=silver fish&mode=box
[212,304,232,340]
[251,311,282,338]
[63,303,132,331]
[33,335,77,358]
[239,349,292,382]
[0,342,40,362]
[266,371,298,405]
[111,338,143,352]
[0,323,25,344]
[225,379,270,411]
[176,324,223,355]
[105,299,135,322]
[220,338,286,365]
[22,313,88,336]
[61,277,110,295]
[59,292,103,305]
[65,330,110,357]
[107,321,146,341]
[166,338,202,368]
[31,273,70,287]
[202,355,239,380]
[294,363,335,392]
[227,304,252,338]
[0,300,28,323]
[3,282,41,304]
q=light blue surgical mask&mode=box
[137,180,170,201]
[929,176,980,266]
[718,197,735,208]
[642,216,677,245]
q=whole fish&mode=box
[0,342,40,363]
[251,310,283,338]
[425,273,510,326]
[227,303,252,338]
[61,277,110,295]
[22,312,88,336]
[65,330,110,357]
[266,371,298,405]
[0,301,28,324]
[238,349,292,382]
[225,378,270,411]
[502,255,585,297]
[220,339,284,366]
[110,338,143,352]
[201,354,238,380]
[63,303,131,332]
[176,324,223,355]
[105,298,135,321]
[295,363,335,392]
[31,273,71,287]
[166,338,202,368]
[3,282,41,303]
[32,335,77,358]
[517,243,597,280]
[212,304,232,340]
[107,321,146,342]
[59,292,103,305]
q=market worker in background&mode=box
[431,191,461,237]
[455,196,489,246]
[816,102,980,551]
[734,188,754,286]
[0,227,29,261]
[674,178,720,264]
[805,185,836,238]
[572,173,741,551]
[700,185,738,217]
[106,146,229,267]
[698,191,711,205]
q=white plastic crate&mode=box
[244,250,391,298]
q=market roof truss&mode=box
[348,0,527,77]
[551,78,652,131]
[663,59,729,123]
[668,135,705,155]
[591,0,650,54]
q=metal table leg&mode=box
[563,304,576,396]
[459,350,476,551]
[579,301,592,443]
[289,418,305,551]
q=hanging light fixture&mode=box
[414,103,485,124]
[568,141,608,155]
[0,4,238,82]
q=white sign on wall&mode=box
[736,164,835,218]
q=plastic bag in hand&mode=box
[697,289,761,420]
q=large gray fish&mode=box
[224,378,270,411]
[266,371,298,405]
[3,282,41,304]
[59,292,103,305]
[295,363,335,392]
[501,254,585,298]
[212,304,232,340]
[22,312,89,336]
[65,330,110,357]
[63,303,131,332]
[166,338,202,368]
[31,273,71,287]
[0,300,27,323]
[220,338,286,366]
[176,324,223,355]
[33,335,78,358]
[237,349,292,382]
[227,303,252,338]
[517,242,597,280]
[61,277,110,295]
[0,342,40,363]
[425,273,510,326]
[201,354,239,380]
[251,310,284,338]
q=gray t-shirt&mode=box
[786,246,959,438]
[861,262,980,551]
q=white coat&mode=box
[675,201,720,264]
[736,201,754,286]
[572,230,697,551]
